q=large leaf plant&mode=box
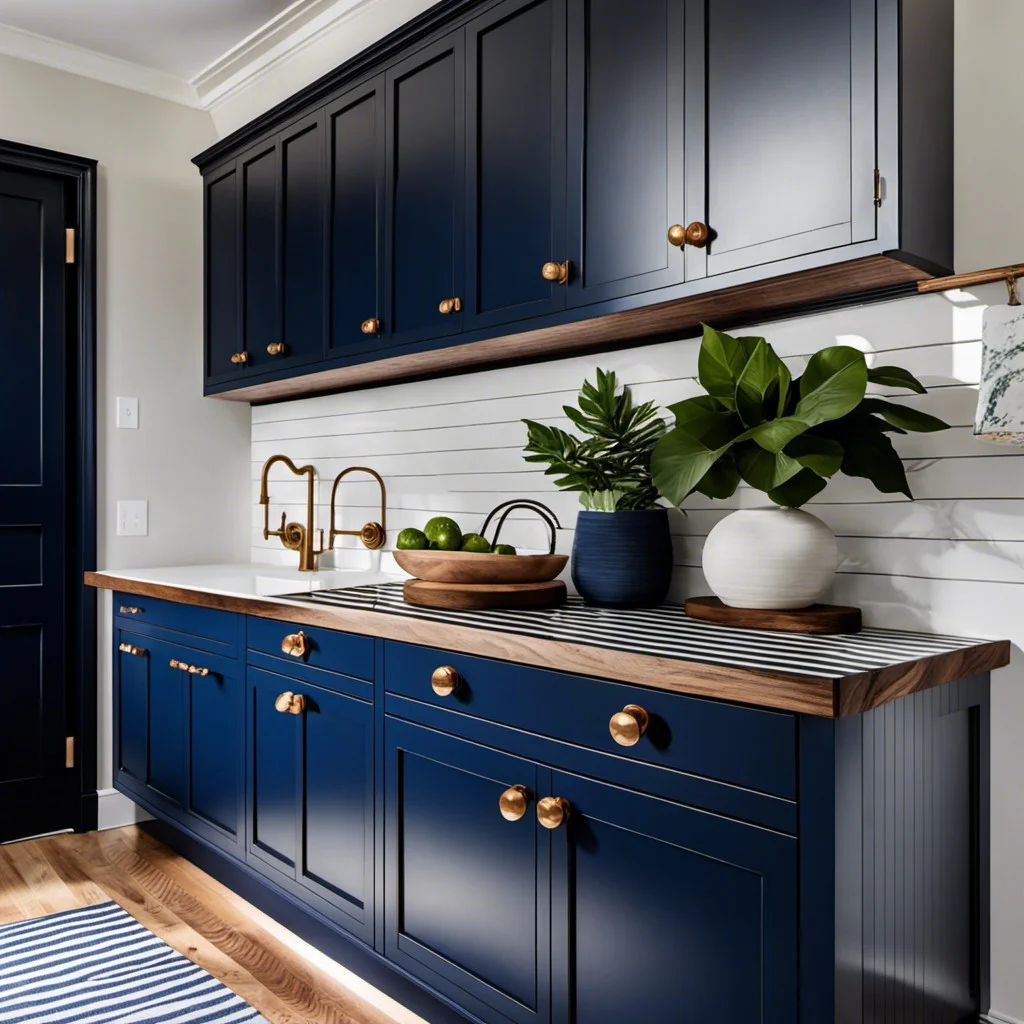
[651,325,949,508]
[523,369,667,511]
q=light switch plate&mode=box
[116,397,139,429]
[117,500,148,537]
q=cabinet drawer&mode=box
[246,616,374,681]
[114,592,241,655]
[384,642,796,799]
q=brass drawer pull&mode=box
[266,342,286,356]
[499,785,530,822]
[361,318,381,335]
[431,665,461,697]
[230,351,249,365]
[118,642,147,657]
[281,631,310,658]
[536,796,570,830]
[119,605,142,615]
[667,222,710,248]
[438,297,463,315]
[274,691,306,715]
[541,260,570,285]
[169,658,211,677]
[609,704,650,747]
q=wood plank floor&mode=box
[0,825,421,1024]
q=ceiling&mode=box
[0,0,297,80]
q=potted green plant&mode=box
[523,369,671,607]
[650,325,949,609]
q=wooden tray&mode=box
[394,548,567,584]
[403,579,567,611]
[685,596,862,635]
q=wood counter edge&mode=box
[86,573,1011,719]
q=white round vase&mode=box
[702,507,839,610]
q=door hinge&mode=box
[873,169,883,209]
[65,228,76,264]
[65,736,75,769]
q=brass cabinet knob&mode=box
[267,342,286,356]
[274,691,306,715]
[118,642,147,657]
[281,631,310,659]
[541,260,570,285]
[361,318,381,335]
[230,351,249,365]
[438,297,463,315]
[609,704,650,747]
[499,785,530,822]
[668,222,710,248]
[431,665,461,697]
[536,796,571,830]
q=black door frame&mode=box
[0,138,98,833]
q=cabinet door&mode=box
[385,33,466,347]
[464,0,567,331]
[277,112,327,369]
[240,137,280,375]
[692,0,876,278]
[566,0,688,306]
[327,77,387,360]
[550,772,797,1024]
[204,162,242,384]
[385,718,550,1024]
[146,639,188,808]
[115,630,149,785]
[247,667,373,942]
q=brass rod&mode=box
[916,263,1024,295]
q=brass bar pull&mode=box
[499,785,530,822]
[537,796,571,830]
[119,605,142,615]
[438,297,463,315]
[266,342,286,356]
[230,351,249,365]
[361,318,381,335]
[119,642,147,657]
[541,261,570,285]
[609,704,650,747]
[169,658,211,677]
[668,222,710,248]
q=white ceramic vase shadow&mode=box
[702,507,839,609]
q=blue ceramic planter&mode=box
[571,508,673,608]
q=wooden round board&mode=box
[403,579,567,611]
[394,548,567,584]
[685,595,862,634]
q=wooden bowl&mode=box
[393,548,568,585]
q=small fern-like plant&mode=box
[523,369,667,511]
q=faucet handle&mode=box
[264,510,287,541]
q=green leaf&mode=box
[840,427,913,499]
[783,434,844,477]
[734,339,790,427]
[858,398,949,433]
[668,395,743,448]
[867,365,927,394]
[794,346,869,426]
[735,442,804,492]
[697,325,749,410]
[651,428,730,506]
[694,455,741,499]
[767,469,828,508]
[747,416,814,454]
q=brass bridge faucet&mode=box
[329,467,387,550]
[259,454,324,572]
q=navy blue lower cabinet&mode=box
[385,717,551,1024]
[247,665,374,944]
[549,770,798,1024]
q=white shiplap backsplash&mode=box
[252,283,1023,639]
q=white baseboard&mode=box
[96,789,153,831]
[986,1012,1024,1024]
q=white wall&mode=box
[0,54,252,795]
[241,1,1024,1016]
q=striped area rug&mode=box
[0,901,269,1023]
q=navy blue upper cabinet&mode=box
[385,33,466,348]
[203,162,242,385]
[691,0,877,279]
[550,771,798,1024]
[240,137,280,376]
[566,0,690,306]
[464,0,567,330]
[326,77,387,360]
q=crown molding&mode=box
[191,0,378,110]
[0,20,201,108]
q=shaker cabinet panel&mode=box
[327,78,386,360]
[115,630,149,786]
[566,0,688,305]
[385,34,466,347]
[240,140,280,373]
[204,164,242,384]
[465,0,567,330]
[696,0,877,277]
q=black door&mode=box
[0,167,72,841]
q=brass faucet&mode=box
[329,467,387,550]
[259,454,324,572]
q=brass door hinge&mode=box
[65,736,75,768]
[65,228,76,264]
[873,170,883,209]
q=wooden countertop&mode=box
[86,570,1010,719]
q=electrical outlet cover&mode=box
[117,500,148,537]
[116,397,139,429]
